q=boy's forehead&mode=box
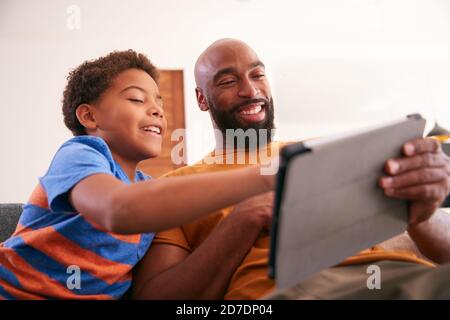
[111,68,158,91]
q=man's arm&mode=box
[132,193,273,299]
[379,138,450,263]
[407,209,450,263]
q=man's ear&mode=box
[195,87,209,112]
[75,104,97,132]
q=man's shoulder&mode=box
[277,141,295,148]
[161,141,297,178]
[161,160,213,178]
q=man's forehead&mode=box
[209,44,259,70]
[195,39,262,85]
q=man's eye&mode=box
[219,80,236,86]
[128,98,144,103]
[253,74,265,79]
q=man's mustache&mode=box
[230,98,270,113]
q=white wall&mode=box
[1,0,450,202]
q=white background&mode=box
[1,0,450,202]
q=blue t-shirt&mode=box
[0,136,154,299]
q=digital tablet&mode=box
[268,114,426,289]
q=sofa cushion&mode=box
[0,203,23,242]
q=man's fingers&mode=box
[384,153,449,175]
[402,138,441,157]
[383,182,448,202]
[379,167,449,189]
[381,137,449,226]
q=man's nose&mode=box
[238,78,259,98]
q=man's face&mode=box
[201,44,275,138]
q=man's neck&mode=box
[213,127,271,152]
[214,141,267,154]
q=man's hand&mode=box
[379,138,450,226]
[230,192,274,231]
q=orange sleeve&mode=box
[28,184,49,209]
[152,227,192,253]
[151,166,199,253]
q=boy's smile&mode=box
[141,124,162,136]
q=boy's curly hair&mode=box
[62,50,159,136]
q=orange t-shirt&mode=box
[153,142,434,300]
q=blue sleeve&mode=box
[40,140,114,212]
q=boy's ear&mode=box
[75,104,97,132]
[195,87,209,112]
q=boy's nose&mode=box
[152,110,163,118]
[148,104,164,118]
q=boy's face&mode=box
[91,68,167,162]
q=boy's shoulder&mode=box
[43,135,116,177]
[55,135,114,164]
[60,135,111,155]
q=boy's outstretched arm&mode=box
[69,165,274,234]
[132,192,274,299]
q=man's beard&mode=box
[207,96,275,150]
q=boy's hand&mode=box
[379,138,450,226]
[230,192,275,231]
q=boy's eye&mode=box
[128,98,144,103]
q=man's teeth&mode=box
[142,126,161,134]
[239,104,263,115]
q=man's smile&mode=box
[236,101,266,123]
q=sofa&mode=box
[0,203,23,242]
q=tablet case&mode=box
[269,114,426,288]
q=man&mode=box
[132,39,450,299]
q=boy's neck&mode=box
[87,134,139,182]
[111,152,138,182]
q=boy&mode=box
[0,50,274,299]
